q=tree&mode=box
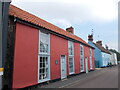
[109,49,120,61]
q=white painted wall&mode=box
[110,52,118,65]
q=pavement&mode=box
[34,65,118,88]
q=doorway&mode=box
[61,55,67,79]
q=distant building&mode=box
[110,51,118,65]
[88,34,111,68]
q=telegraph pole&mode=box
[0,1,3,90]
[0,0,11,89]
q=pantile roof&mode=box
[93,43,111,54]
[9,5,93,48]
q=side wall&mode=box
[83,44,95,71]
[74,43,80,74]
[88,41,102,68]
[50,34,68,80]
[92,49,95,70]
[12,23,39,88]
[12,23,95,88]
[84,46,90,71]
[102,52,111,67]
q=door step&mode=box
[61,78,68,81]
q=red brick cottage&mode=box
[6,5,95,89]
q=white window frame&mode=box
[90,48,92,69]
[38,30,50,83]
[38,31,50,55]
[68,41,74,56]
[80,44,84,72]
[68,56,74,75]
[68,41,74,75]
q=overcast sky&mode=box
[11,0,119,51]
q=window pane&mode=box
[40,32,49,53]
[80,58,84,70]
[39,56,49,81]
[68,41,74,55]
[69,57,74,73]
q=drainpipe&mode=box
[0,0,11,89]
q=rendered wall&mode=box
[88,41,102,68]
[50,34,68,80]
[84,46,90,71]
[74,42,80,74]
[12,23,95,89]
[13,23,39,89]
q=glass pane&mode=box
[80,58,84,70]
[40,57,42,62]
[39,56,49,80]
[40,32,49,53]
[68,41,73,55]
[46,57,48,64]
[69,57,73,73]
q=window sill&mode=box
[38,78,50,83]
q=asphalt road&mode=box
[0,66,118,90]
[65,66,118,88]
[38,66,118,88]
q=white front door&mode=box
[90,57,92,69]
[61,55,67,79]
[85,57,88,73]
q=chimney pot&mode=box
[88,34,93,42]
[96,41,102,46]
[105,45,108,50]
[66,26,74,34]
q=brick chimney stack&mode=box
[88,34,93,42]
[105,45,108,50]
[96,41,102,46]
[66,26,74,34]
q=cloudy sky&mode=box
[11,0,119,51]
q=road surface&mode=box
[65,66,118,88]
[39,66,118,88]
